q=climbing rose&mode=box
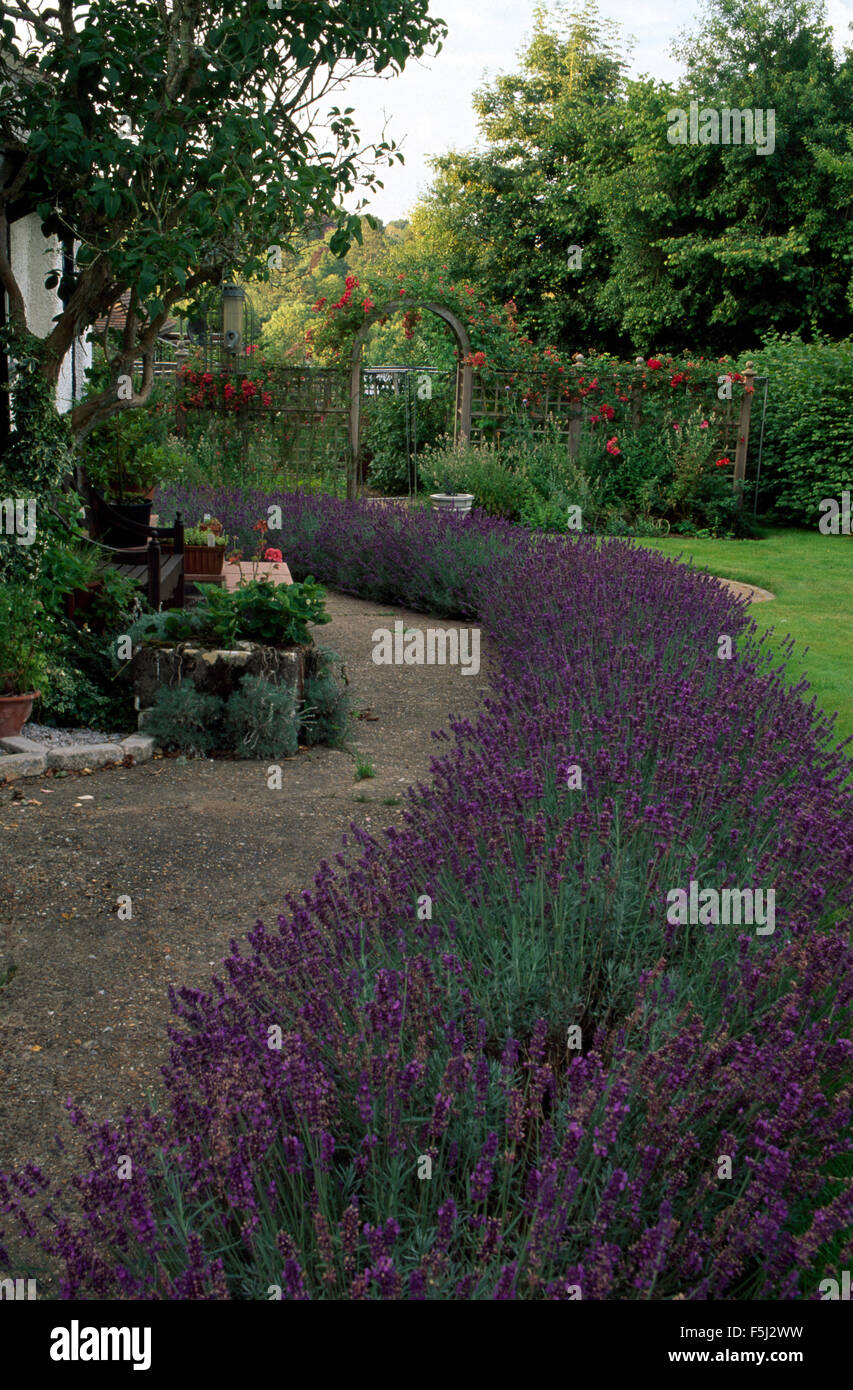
[647,358,663,369]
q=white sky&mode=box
[339,0,853,223]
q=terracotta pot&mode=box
[0,692,39,739]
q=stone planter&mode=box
[130,640,314,710]
[0,693,39,739]
[430,493,474,517]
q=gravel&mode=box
[22,722,126,747]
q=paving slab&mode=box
[45,743,126,772]
[0,751,46,780]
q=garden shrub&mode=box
[4,495,852,1301]
[127,576,330,650]
[143,682,225,755]
[301,647,351,748]
[362,376,455,495]
[748,333,853,523]
[224,675,300,760]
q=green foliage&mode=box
[421,437,534,520]
[77,382,176,498]
[362,376,456,494]
[0,586,50,696]
[144,683,225,756]
[1,0,446,444]
[224,676,300,760]
[406,0,853,355]
[142,651,349,759]
[301,648,351,748]
[749,334,853,521]
[420,405,753,537]
[129,577,330,650]
[184,526,227,547]
[39,568,147,730]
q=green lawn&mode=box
[635,528,853,755]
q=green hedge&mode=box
[749,334,853,523]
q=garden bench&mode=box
[81,481,186,609]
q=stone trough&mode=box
[130,640,315,710]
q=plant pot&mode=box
[161,541,226,578]
[183,543,226,575]
[430,493,475,518]
[103,500,152,549]
[0,692,39,739]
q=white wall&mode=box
[9,213,92,413]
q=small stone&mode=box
[121,734,156,763]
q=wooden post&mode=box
[568,414,582,461]
[348,358,361,500]
[632,358,645,431]
[459,362,473,442]
[148,535,161,609]
[732,362,755,504]
[173,512,185,609]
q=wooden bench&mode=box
[81,481,186,609]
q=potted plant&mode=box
[429,471,474,518]
[0,587,49,738]
[78,396,172,546]
[163,515,228,576]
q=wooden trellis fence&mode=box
[468,363,759,499]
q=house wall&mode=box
[8,213,92,415]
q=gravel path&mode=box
[21,724,125,748]
[0,591,493,1257]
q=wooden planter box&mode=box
[162,541,225,579]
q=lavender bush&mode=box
[2,493,852,1299]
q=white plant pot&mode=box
[430,493,474,517]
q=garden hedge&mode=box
[2,494,852,1299]
[748,334,853,523]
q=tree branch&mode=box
[0,208,28,333]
